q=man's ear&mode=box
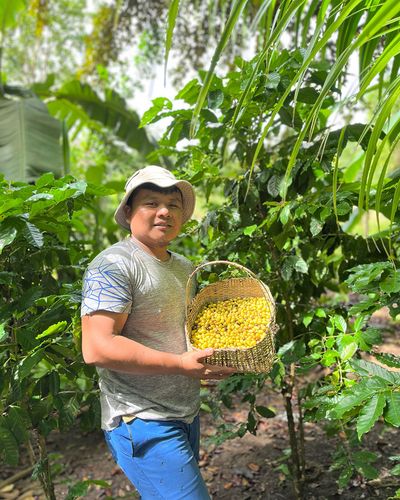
[124,204,131,222]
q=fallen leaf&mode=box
[247,462,260,472]
[0,490,20,500]
[18,492,35,500]
[207,466,220,475]
[0,485,14,493]
[111,466,122,476]
[223,482,233,490]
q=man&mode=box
[81,165,234,499]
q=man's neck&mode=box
[130,235,170,262]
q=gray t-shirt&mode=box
[81,237,200,430]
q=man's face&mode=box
[125,188,184,248]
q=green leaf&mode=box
[0,425,19,466]
[296,87,320,104]
[255,405,276,418]
[303,312,314,327]
[140,97,172,128]
[17,348,46,380]
[385,393,400,427]
[279,205,291,225]
[336,201,351,216]
[0,97,63,182]
[278,339,306,364]
[321,350,339,366]
[343,153,365,183]
[357,462,379,480]
[164,0,180,85]
[66,479,111,500]
[0,225,17,253]
[7,406,30,444]
[375,353,400,369]
[391,464,400,476]
[353,450,378,464]
[175,79,201,105]
[0,0,26,31]
[35,172,55,188]
[0,323,8,342]
[36,321,68,339]
[208,90,224,109]
[267,175,281,197]
[334,315,347,333]
[281,255,308,281]
[340,341,358,362]
[356,393,386,439]
[361,328,382,347]
[310,218,323,236]
[338,465,354,488]
[22,221,44,248]
[294,256,308,274]
[333,377,388,418]
[316,308,327,318]
[380,271,400,293]
[351,359,400,384]
[265,72,280,89]
[243,224,257,236]
[26,192,54,202]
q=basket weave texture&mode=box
[185,260,277,374]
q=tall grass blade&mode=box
[358,32,400,97]
[366,113,400,212]
[250,0,273,33]
[248,0,364,196]
[359,76,400,210]
[333,127,347,226]
[300,0,320,47]
[164,0,181,86]
[190,0,248,137]
[374,133,400,256]
[283,0,400,200]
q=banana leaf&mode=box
[0,97,63,182]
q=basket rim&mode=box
[185,260,275,310]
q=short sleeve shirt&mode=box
[81,237,199,430]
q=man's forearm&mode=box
[83,334,183,375]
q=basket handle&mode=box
[185,259,272,309]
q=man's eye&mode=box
[145,202,157,207]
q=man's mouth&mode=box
[154,223,172,228]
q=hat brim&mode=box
[114,179,195,231]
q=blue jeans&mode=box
[104,416,211,499]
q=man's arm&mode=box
[81,311,235,379]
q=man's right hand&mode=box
[179,349,236,380]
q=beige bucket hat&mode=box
[114,165,196,230]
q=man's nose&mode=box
[157,205,170,216]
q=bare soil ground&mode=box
[1,312,399,500]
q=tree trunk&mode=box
[30,429,56,500]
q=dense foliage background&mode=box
[1,1,400,499]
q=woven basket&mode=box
[185,260,277,374]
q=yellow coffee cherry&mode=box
[190,297,271,349]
